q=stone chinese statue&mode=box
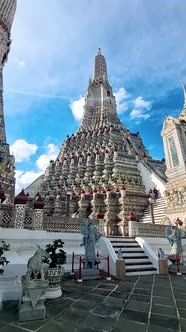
[81,220,101,269]
[25,245,49,280]
[80,221,101,280]
[165,224,185,263]
[19,245,49,322]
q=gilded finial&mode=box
[98,48,102,55]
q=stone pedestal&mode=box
[19,277,48,322]
[158,259,169,275]
[77,268,100,281]
[116,260,126,279]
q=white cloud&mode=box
[129,96,152,122]
[36,143,59,171]
[114,87,130,114]
[10,139,38,162]
[130,109,150,120]
[70,96,85,121]
[15,170,43,192]
[134,96,151,110]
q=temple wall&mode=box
[138,161,166,197]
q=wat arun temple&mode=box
[1,0,186,232]
[36,48,166,225]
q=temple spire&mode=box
[179,75,186,120]
[93,48,108,81]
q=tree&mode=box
[0,241,10,274]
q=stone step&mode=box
[126,265,157,272]
[124,258,150,264]
[125,261,152,266]
[122,253,148,258]
[126,270,157,276]
[112,243,140,248]
[108,237,135,242]
[113,247,144,253]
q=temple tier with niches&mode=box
[38,49,165,230]
[0,0,16,203]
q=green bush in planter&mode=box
[44,239,66,269]
[0,241,10,274]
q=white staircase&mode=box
[140,197,166,224]
[108,237,157,276]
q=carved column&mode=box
[14,205,26,229]
[33,210,43,230]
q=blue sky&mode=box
[3,0,186,192]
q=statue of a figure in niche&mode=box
[165,224,185,264]
[81,221,101,269]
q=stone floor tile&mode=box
[108,291,129,300]
[120,308,148,324]
[178,308,186,319]
[92,304,121,319]
[112,319,146,332]
[176,299,186,309]
[116,286,134,293]
[81,280,101,286]
[180,318,186,331]
[150,313,179,330]
[76,328,102,332]
[38,319,77,332]
[80,313,116,331]
[174,293,186,300]
[97,283,117,290]
[64,292,84,300]
[45,302,64,319]
[133,288,151,296]
[151,304,177,317]
[103,297,125,308]
[97,279,120,285]
[0,325,28,332]
[130,294,151,303]
[123,276,139,282]
[71,299,97,311]
[172,287,186,294]
[51,297,74,309]
[55,307,87,323]
[125,300,150,312]
[153,285,171,292]
[81,294,105,303]
[152,296,174,306]
[77,285,94,293]
[153,290,173,298]
[136,283,152,289]
[148,324,176,332]
[14,319,48,331]
[91,288,111,296]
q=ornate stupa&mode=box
[0,0,17,203]
[34,48,166,226]
[161,76,186,224]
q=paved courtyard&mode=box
[1,274,186,332]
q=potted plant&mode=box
[43,239,66,299]
[0,241,10,275]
